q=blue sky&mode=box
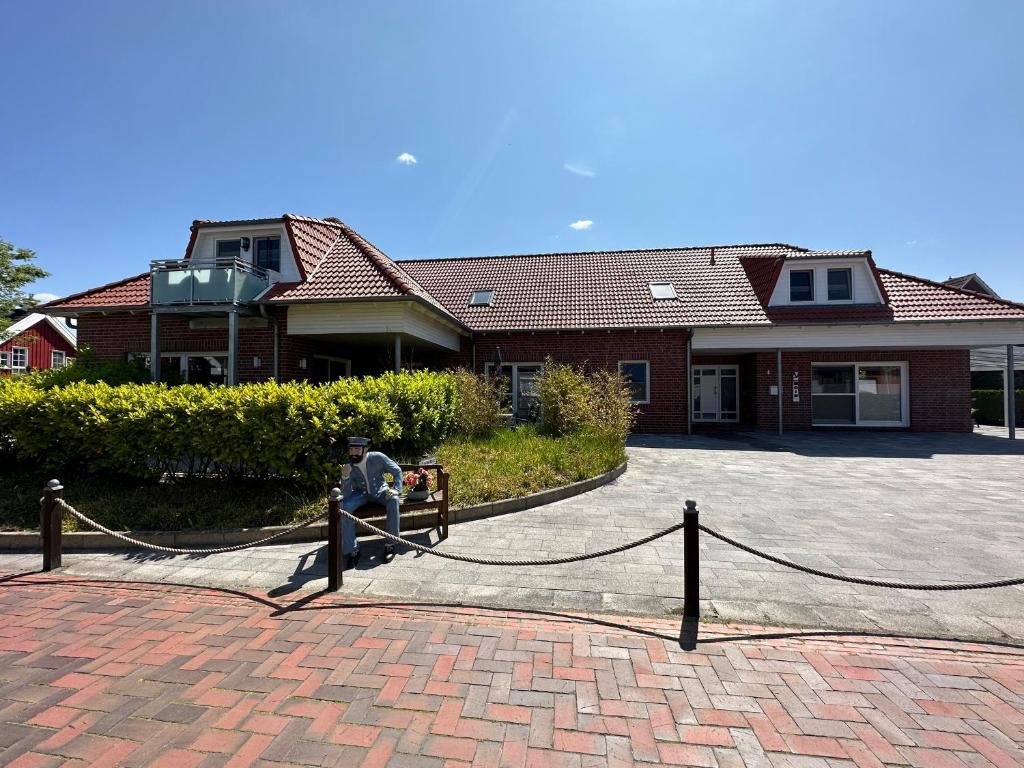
[2,1,1022,301]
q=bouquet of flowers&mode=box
[403,467,433,500]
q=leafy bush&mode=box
[535,359,636,439]
[451,368,502,438]
[0,371,460,486]
[23,346,150,389]
[972,389,1024,426]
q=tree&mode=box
[0,237,49,337]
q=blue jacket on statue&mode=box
[339,450,403,556]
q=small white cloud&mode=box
[396,152,417,165]
[563,163,596,178]
[569,219,593,231]
[905,240,917,246]
[33,292,60,303]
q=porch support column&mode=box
[272,319,280,383]
[149,312,160,382]
[394,334,402,373]
[1008,345,1016,440]
[685,334,692,435]
[227,310,239,386]
[776,348,783,436]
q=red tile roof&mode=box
[37,273,150,311]
[880,270,1024,320]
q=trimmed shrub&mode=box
[451,369,502,438]
[535,359,636,439]
[0,371,460,485]
[972,389,1024,426]
[24,347,150,389]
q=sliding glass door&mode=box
[811,362,908,427]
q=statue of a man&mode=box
[340,436,402,569]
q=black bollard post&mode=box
[41,479,64,572]
[679,499,700,650]
[327,487,342,591]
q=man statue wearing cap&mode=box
[340,436,403,569]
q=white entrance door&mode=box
[693,366,739,422]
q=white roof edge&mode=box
[2,312,77,347]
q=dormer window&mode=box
[789,270,814,302]
[255,236,281,272]
[216,239,241,261]
[469,290,494,306]
[649,283,678,301]
[827,268,852,301]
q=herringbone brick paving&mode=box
[1,574,1022,767]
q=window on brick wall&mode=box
[618,361,650,404]
[811,362,907,427]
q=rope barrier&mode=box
[339,508,686,566]
[698,524,1024,591]
[55,499,328,556]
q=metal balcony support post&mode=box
[394,334,402,373]
[776,348,784,436]
[679,499,700,650]
[227,310,239,386]
[150,313,161,382]
[41,479,64,572]
[328,488,342,590]
[1009,345,1017,440]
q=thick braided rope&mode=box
[698,524,1024,591]
[340,508,685,566]
[54,499,328,555]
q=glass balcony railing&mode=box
[150,258,270,305]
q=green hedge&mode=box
[972,389,1024,426]
[0,371,458,485]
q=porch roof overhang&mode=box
[286,299,466,351]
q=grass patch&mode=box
[438,426,626,508]
[0,426,625,533]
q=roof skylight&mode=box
[469,289,494,306]
[649,283,678,301]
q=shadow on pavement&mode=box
[3,570,1022,655]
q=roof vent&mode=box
[469,289,494,307]
[649,283,678,301]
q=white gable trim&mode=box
[1,313,77,347]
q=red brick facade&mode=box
[76,313,973,433]
[447,329,691,433]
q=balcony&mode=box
[150,258,270,306]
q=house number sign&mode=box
[792,371,800,402]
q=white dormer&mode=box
[188,224,301,283]
[768,257,884,307]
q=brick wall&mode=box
[753,349,972,432]
[444,329,691,433]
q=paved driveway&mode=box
[3,431,1024,642]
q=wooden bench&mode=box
[347,464,449,541]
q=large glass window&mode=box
[812,363,906,426]
[789,270,814,302]
[485,362,543,420]
[618,361,650,404]
[254,236,281,272]
[827,268,852,301]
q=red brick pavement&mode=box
[0,574,1022,767]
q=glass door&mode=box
[693,365,739,422]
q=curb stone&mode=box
[0,462,627,551]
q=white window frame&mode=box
[10,347,28,371]
[618,360,651,405]
[253,235,282,273]
[811,361,909,427]
[826,267,854,303]
[692,365,740,422]
[789,269,815,303]
[51,350,67,368]
[0,350,9,369]
[485,361,544,414]
[215,238,243,261]
[649,283,678,301]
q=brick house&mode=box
[0,312,77,376]
[39,214,1024,433]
